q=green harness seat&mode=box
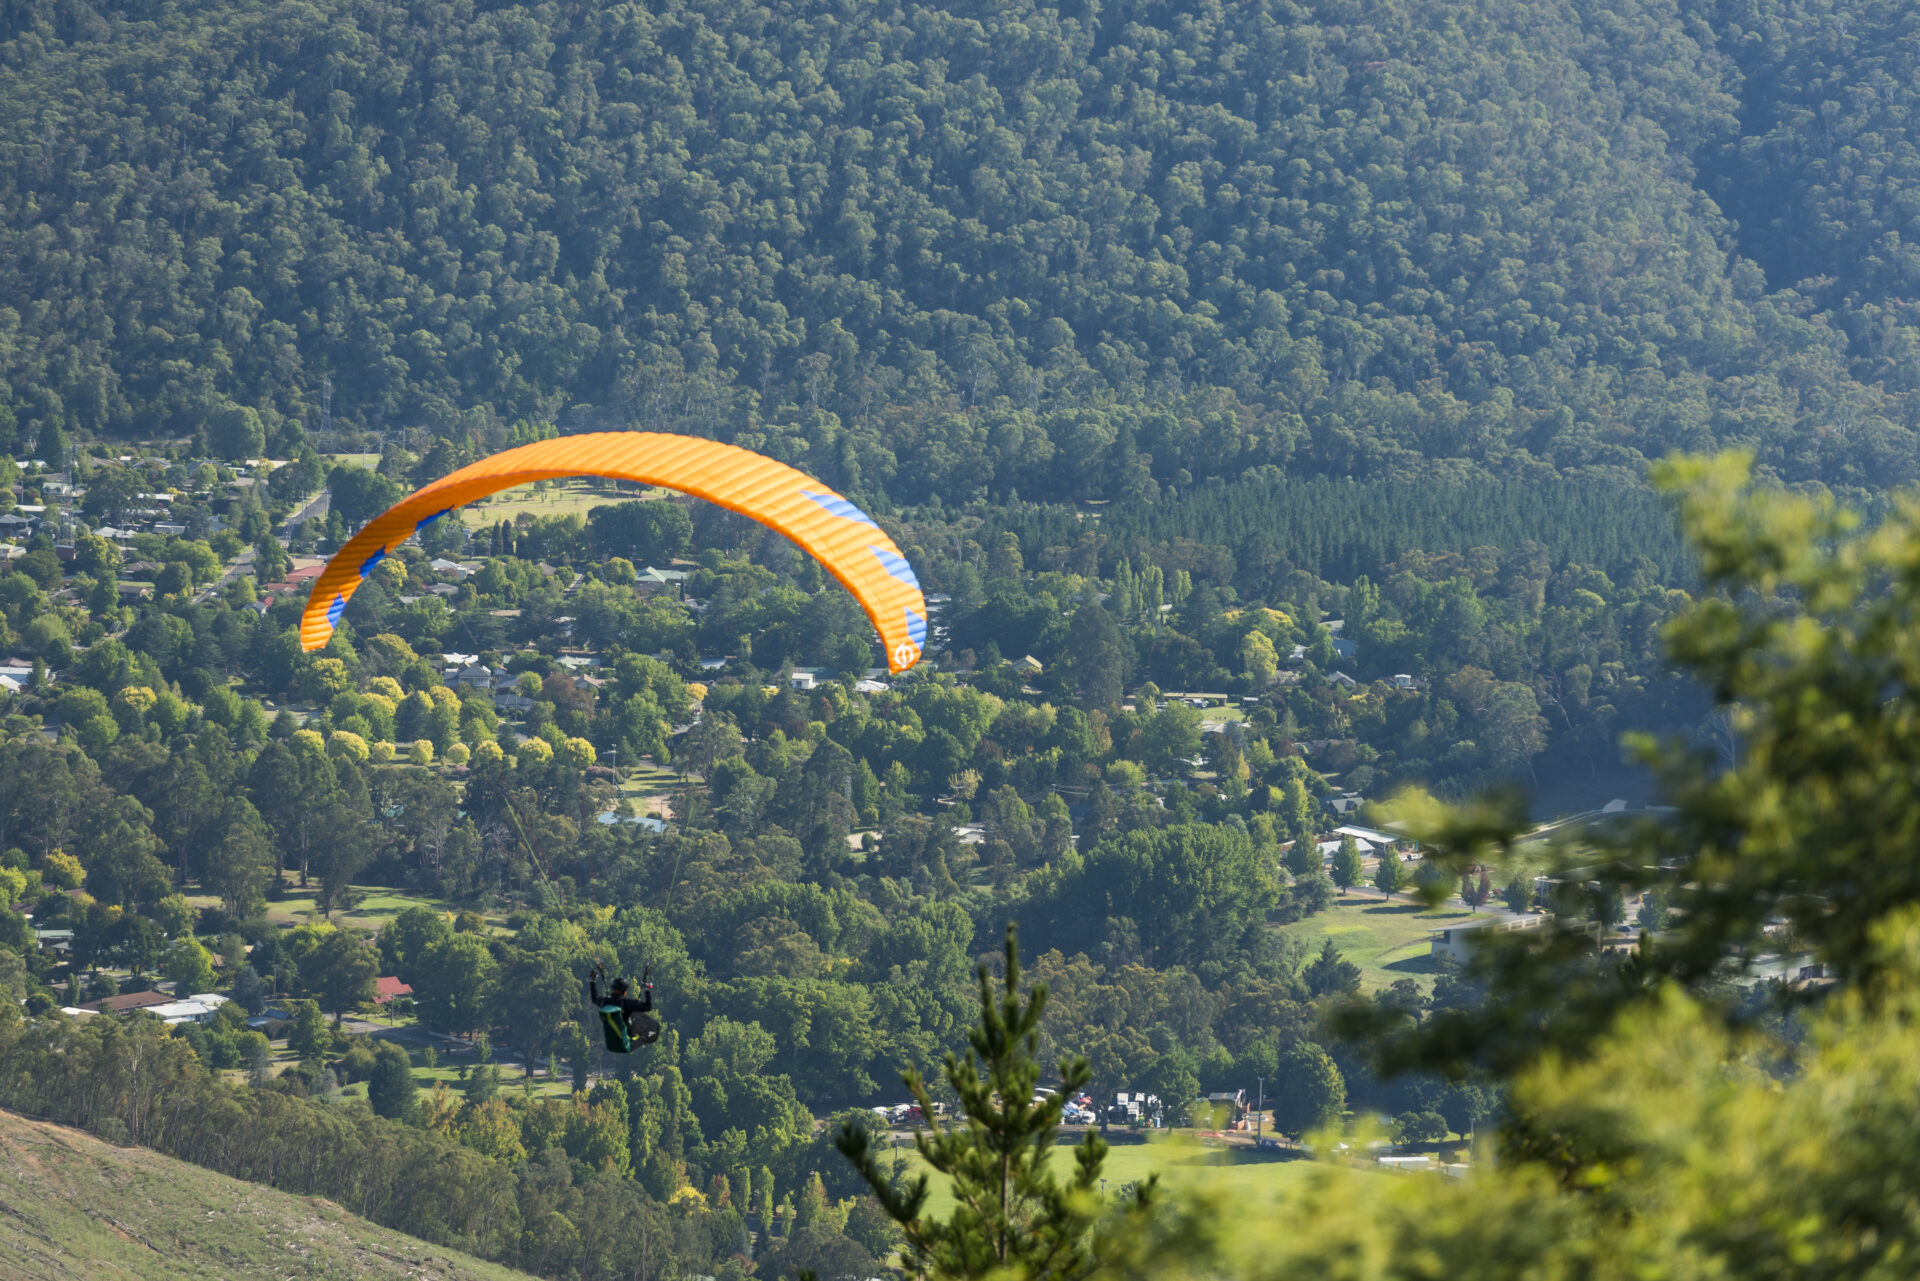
[598,1003,661,1053]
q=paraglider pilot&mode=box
[590,960,660,1053]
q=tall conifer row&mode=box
[835,925,1155,1280]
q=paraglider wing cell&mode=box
[298,432,928,672]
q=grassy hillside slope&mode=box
[0,1108,531,1281]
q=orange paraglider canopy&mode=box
[298,432,928,672]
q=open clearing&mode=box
[454,479,669,526]
[184,885,510,935]
[0,1108,529,1280]
[1275,896,1490,992]
[336,1035,580,1103]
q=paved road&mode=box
[196,546,255,602]
[285,487,330,529]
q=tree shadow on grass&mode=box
[1158,1148,1308,1169]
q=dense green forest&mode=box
[4,0,1920,495]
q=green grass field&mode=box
[336,1038,578,1103]
[898,1132,1349,1216]
[455,479,668,526]
[184,885,509,935]
[616,763,680,798]
[0,1108,530,1280]
[1276,896,1490,992]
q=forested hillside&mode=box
[4,0,1920,496]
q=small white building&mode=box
[147,993,233,1026]
[1429,914,1548,966]
[1334,824,1403,849]
[1378,1155,1434,1171]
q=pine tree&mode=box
[1303,938,1361,997]
[289,999,329,1059]
[1282,833,1320,879]
[1373,849,1407,895]
[1331,835,1366,888]
[836,925,1155,1280]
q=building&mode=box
[635,566,688,596]
[78,990,177,1015]
[247,1007,294,1035]
[374,976,414,1005]
[1205,1089,1247,1122]
[1333,824,1404,850]
[1428,914,1549,966]
[145,994,232,1025]
[454,663,496,692]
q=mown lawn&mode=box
[617,764,681,806]
[456,479,668,525]
[1275,896,1490,992]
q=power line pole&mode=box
[1255,1076,1265,1143]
